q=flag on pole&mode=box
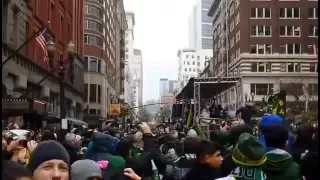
[36,28,49,63]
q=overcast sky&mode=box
[124,0,196,102]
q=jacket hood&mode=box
[92,132,119,154]
[262,149,293,173]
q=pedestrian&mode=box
[27,140,70,180]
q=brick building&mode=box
[82,0,127,127]
[2,0,85,128]
[207,0,318,113]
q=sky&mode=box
[124,0,196,102]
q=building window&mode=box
[85,19,103,33]
[250,44,272,54]
[230,37,235,48]
[251,62,272,72]
[192,61,195,65]
[287,62,301,72]
[87,4,103,18]
[84,34,103,47]
[308,8,318,19]
[184,68,187,72]
[250,8,271,19]
[89,57,101,73]
[307,44,318,54]
[309,25,318,37]
[279,25,300,37]
[186,55,188,58]
[236,30,240,42]
[280,8,300,19]
[251,84,273,95]
[89,84,96,102]
[279,44,301,54]
[235,13,240,25]
[309,63,317,72]
[235,48,240,58]
[251,25,271,36]
[230,20,234,32]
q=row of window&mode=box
[250,44,318,55]
[183,61,201,66]
[84,19,103,33]
[84,34,103,47]
[84,84,102,103]
[250,7,318,19]
[250,25,318,37]
[251,62,318,73]
[183,67,202,73]
[84,56,102,73]
[250,83,318,96]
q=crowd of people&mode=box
[1,113,318,180]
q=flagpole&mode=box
[2,21,50,66]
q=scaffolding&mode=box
[176,76,240,120]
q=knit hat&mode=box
[232,133,267,167]
[259,114,284,130]
[71,160,103,180]
[28,140,70,172]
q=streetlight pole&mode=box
[46,40,75,120]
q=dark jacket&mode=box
[300,150,318,180]
[221,153,237,177]
[262,149,300,180]
[183,163,221,180]
[86,133,126,180]
[163,154,196,180]
[62,142,81,165]
[236,106,254,125]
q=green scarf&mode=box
[130,146,143,158]
[230,167,266,180]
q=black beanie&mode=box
[27,140,70,172]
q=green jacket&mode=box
[262,149,300,180]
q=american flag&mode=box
[36,28,49,62]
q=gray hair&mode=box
[168,130,178,139]
[187,129,198,138]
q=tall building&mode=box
[124,12,135,108]
[159,78,169,97]
[115,0,127,108]
[2,0,85,128]
[189,0,214,50]
[177,48,212,89]
[168,80,179,94]
[208,0,318,113]
[83,0,122,126]
[132,49,143,114]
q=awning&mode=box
[176,77,240,99]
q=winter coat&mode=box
[162,153,196,180]
[262,149,300,180]
[300,150,318,180]
[182,163,221,180]
[216,167,266,180]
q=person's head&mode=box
[182,137,202,155]
[2,160,33,180]
[229,124,252,146]
[263,124,288,149]
[296,123,314,141]
[168,130,178,139]
[28,140,70,180]
[259,114,284,133]
[186,129,197,138]
[197,140,223,168]
[41,130,56,141]
[117,138,134,159]
[133,131,144,148]
[71,160,103,180]
[232,133,266,167]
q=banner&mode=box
[109,104,121,116]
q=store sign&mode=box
[109,104,121,116]
[2,98,29,110]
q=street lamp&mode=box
[46,40,75,120]
[46,39,55,70]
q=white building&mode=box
[159,78,169,97]
[188,0,213,50]
[131,49,143,114]
[124,12,135,107]
[177,48,212,89]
